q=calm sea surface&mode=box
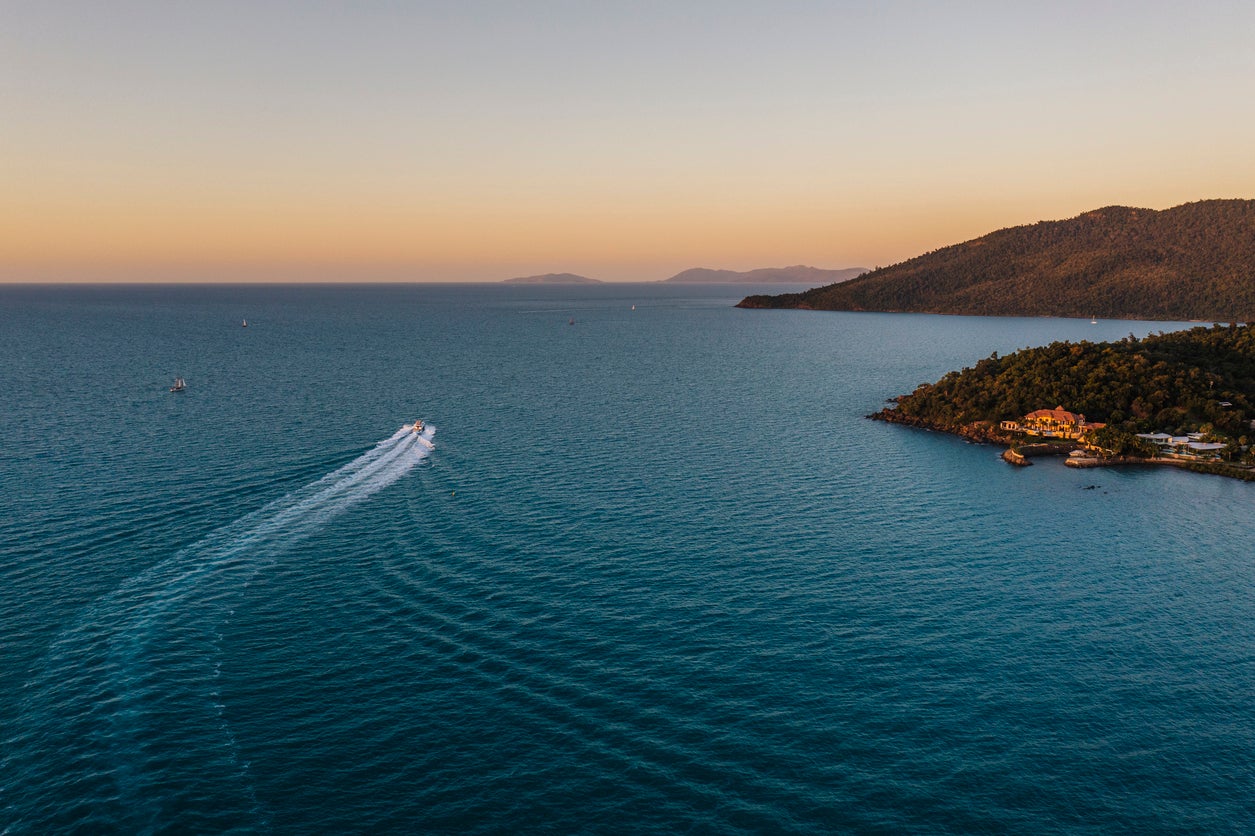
[1,283,1252,834]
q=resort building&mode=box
[1000,406,1105,440]
[1135,432,1227,459]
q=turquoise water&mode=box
[2,284,1252,833]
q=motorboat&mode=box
[412,420,434,450]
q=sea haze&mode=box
[1,283,1252,833]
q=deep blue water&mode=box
[1,283,1252,834]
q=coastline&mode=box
[737,298,1184,321]
[869,406,1015,445]
[870,407,1255,482]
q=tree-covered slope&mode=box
[739,200,1255,320]
[879,324,1255,440]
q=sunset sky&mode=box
[5,1,1255,282]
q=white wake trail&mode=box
[123,424,430,615]
[7,423,436,833]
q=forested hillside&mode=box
[879,324,1255,440]
[739,200,1255,320]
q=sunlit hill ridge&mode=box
[739,200,1255,321]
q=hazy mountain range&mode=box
[738,200,1255,321]
[502,265,868,284]
[659,265,869,284]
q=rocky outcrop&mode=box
[1002,449,1031,466]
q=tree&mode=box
[1086,426,1157,458]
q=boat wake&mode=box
[4,423,435,832]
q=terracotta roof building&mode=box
[1001,406,1106,439]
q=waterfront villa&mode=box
[1135,432,1228,459]
[1000,406,1105,440]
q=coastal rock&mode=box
[1002,449,1031,466]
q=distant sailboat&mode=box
[1090,316,1097,324]
[242,319,248,327]
[170,377,186,392]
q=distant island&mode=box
[500,265,868,284]
[503,272,603,284]
[738,199,1255,321]
[873,324,1255,480]
[662,265,868,284]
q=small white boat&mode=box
[410,420,434,450]
[242,319,248,327]
[170,377,186,392]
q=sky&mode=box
[4,0,1255,283]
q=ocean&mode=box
[2,283,1252,833]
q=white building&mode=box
[1135,433,1227,459]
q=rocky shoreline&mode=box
[869,407,1015,445]
[871,407,1255,481]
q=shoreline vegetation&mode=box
[872,408,1255,481]
[872,324,1255,482]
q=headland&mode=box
[739,199,1255,321]
[873,324,1255,481]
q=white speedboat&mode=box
[411,420,435,449]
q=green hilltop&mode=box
[878,324,1255,445]
[739,200,1255,321]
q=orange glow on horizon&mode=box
[6,189,1241,283]
[0,198,873,272]
[5,4,1255,282]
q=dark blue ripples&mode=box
[2,284,1253,833]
